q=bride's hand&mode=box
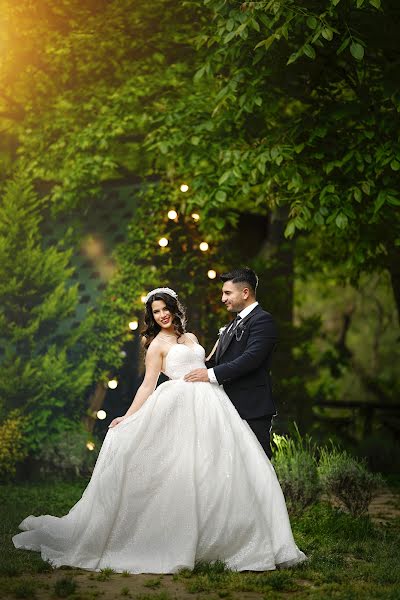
[108,416,126,429]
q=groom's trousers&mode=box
[245,415,274,459]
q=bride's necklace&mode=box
[158,333,178,343]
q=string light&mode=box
[141,295,147,303]
[199,242,209,252]
[158,237,169,247]
[207,270,217,279]
[167,210,178,220]
[120,350,127,357]
[107,379,118,389]
[86,441,95,451]
[97,410,107,420]
[180,184,189,192]
[129,320,139,330]
[191,213,200,221]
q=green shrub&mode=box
[37,426,99,478]
[0,174,96,458]
[272,427,320,513]
[54,577,77,598]
[0,410,29,481]
[318,445,384,517]
[13,579,37,599]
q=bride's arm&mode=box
[109,344,162,427]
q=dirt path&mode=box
[368,488,400,524]
[0,570,262,600]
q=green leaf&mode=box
[235,23,247,35]
[218,171,231,185]
[335,213,348,229]
[190,136,200,146]
[350,42,364,61]
[361,182,371,195]
[287,52,299,65]
[215,190,227,202]
[314,212,324,225]
[306,16,318,30]
[353,187,362,202]
[159,141,168,154]
[390,159,400,171]
[193,66,205,83]
[337,37,350,55]
[254,35,275,51]
[284,221,296,238]
[369,0,381,8]
[387,195,400,206]
[303,44,316,59]
[321,28,333,41]
[224,31,236,44]
[374,191,386,213]
[332,0,342,4]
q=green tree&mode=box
[0,0,202,206]
[0,173,96,454]
[144,0,400,315]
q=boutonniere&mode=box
[218,325,228,336]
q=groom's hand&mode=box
[184,368,209,382]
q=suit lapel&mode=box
[217,305,262,362]
[216,326,230,362]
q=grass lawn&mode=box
[0,481,399,600]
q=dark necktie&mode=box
[227,314,242,337]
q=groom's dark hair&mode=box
[220,267,258,296]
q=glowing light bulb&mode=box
[86,441,95,451]
[129,320,139,330]
[180,184,189,193]
[97,410,107,420]
[191,213,200,221]
[120,350,127,357]
[141,295,147,303]
[207,270,217,279]
[107,379,118,389]
[158,237,169,247]
[168,210,178,220]
[199,242,209,252]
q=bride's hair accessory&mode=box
[144,287,178,304]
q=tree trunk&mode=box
[256,208,312,433]
[82,383,107,433]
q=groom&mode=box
[184,267,278,458]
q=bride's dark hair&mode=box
[141,292,187,350]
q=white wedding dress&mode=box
[13,343,306,573]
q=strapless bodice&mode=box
[164,343,206,380]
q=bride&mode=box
[13,287,306,573]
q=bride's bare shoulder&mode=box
[185,332,199,344]
[143,336,164,354]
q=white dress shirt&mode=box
[207,301,259,383]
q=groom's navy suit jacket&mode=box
[206,305,278,420]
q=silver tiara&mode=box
[144,287,178,303]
